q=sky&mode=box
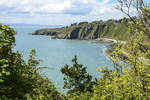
[0,0,133,25]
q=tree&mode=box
[92,0,150,99]
[0,24,64,100]
[61,56,95,92]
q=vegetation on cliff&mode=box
[32,18,129,41]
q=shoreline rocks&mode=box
[95,38,117,43]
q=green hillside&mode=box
[32,18,129,41]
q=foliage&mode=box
[60,56,95,92]
[0,24,16,83]
[92,0,150,99]
[61,56,97,100]
[61,0,150,99]
[65,90,92,100]
[0,24,64,100]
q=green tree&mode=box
[61,56,95,92]
[0,24,64,100]
[92,0,150,99]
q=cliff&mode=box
[32,18,129,41]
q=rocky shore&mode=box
[95,38,117,43]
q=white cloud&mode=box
[0,0,115,15]
[0,0,125,25]
[39,1,71,14]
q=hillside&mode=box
[32,18,129,41]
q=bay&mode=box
[10,24,113,92]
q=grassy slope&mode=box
[32,18,129,41]
[102,22,129,40]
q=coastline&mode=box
[103,43,115,58]
[95,38,117,43]
[32,32,125,61]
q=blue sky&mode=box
[0,0,134,25]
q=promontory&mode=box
[32,18,129,41]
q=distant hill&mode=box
[32,18,129,41]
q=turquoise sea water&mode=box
[10,24,113,92]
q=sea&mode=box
[9,24,113,92]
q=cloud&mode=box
[0,0,115,15]
[62,1,93,15]
[0,0,125,25]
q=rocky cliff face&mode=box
[32,18,129,40]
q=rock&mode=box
[51,36,57,39]
[95,38,117,43]
[68,27,81,39]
